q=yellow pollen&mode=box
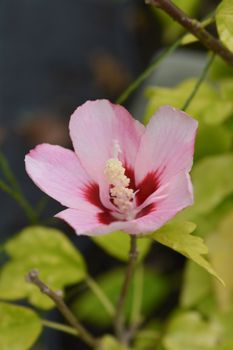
[104,158,135,218]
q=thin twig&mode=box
[130,264,144,326]
[42,319,78,337]
[114,236,138,341]
[27,269,98,349]
[116,10,216,105]
[116,38,182,105]
[86,275,115,317]
[123,320,143,346]
[122,266,144,345]
[182,53,215,111]
[146,0,233,67]
[0,179,38,223]
[0,152,38,223]
[0,152,21,192]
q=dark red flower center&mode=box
[83,167,162,225]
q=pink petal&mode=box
[56,208,132,236]
[69,100,145,208]
[126,172,193,235]
[135,106,198,188]
[55,173,193,236]
[25,143,95,210]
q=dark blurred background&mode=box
[0,0,160,236]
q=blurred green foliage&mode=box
[0,227,86,309]
[91,230,152,262]
[1,0,233,349]
[73,268,170,328]
[141,0,233,344]
[216,0,233,52]
[98,335,129,350]
[0,302,42,350]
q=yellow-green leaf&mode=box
[144,79,233,126]
[149,221,223,283]
[216,0,233,53]
[208,210,233,311]
[180,261,212,308]
[179,154,233,221]
[98,335,129,350]
[133,320,160,350]
[163,311,223,350]
[0,302,42,350]
[0,226,86,309]
[91,231,151,262]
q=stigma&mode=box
[104,141,136,220]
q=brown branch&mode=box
[27,269,98,349]
[114,236,138,342]
[146,0,233,67]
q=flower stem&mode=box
[42,320,78,337]
[86,275,115,317]
[130,264,144,326]
[146,0,233,67]
[0,152,21,192]
[27,269,98,349]
[116,10,216,106]
[0,179,38,223]
[182,53,215,112]
[114,236,138,341]
[0,152,38,224]
[116,37,182,105]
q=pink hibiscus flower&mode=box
[25,100,198,236]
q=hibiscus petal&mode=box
[69,99,144,184]
[25,143,95,210]
[135,105,198,186]
[56,208,131,236]
[58,173,193,236]
[125,172,193,235]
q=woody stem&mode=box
[114,236,138,342]
[27,269,98,349]
[146,0,233,67]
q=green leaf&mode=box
[0,226,86,309]
[210,57,233,80]
[180,261,212,308]
[154,0,201,43]
[0,302,42,350]
[207,210,233,311]
[163,311,223,350]
[149,221,223,283]
[73,268,170,327]
[216,0,233,53]
[98,335,129,350]
[215,311,233,350]
[91,231,151,262]
[181,32,198,45]
[194,195,233,239]
[196,294,218,318]
[164,309,233,350]
[144,79,233,126]
[133,320,161,350]
[179,155,233,221]
[195,124,232,160]
[220,79,233,99]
